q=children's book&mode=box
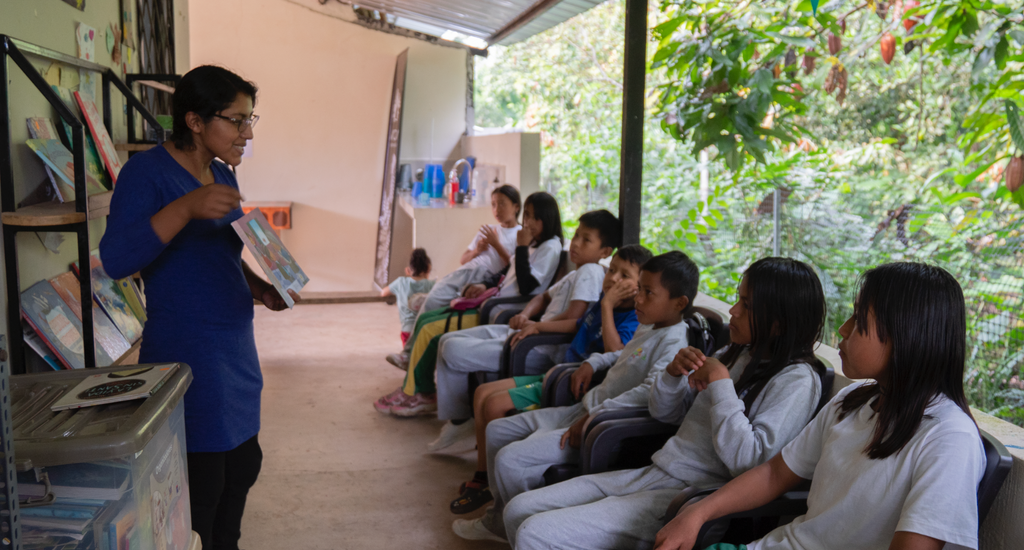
[26,138,108,196]
[90,266,143,344]
[50,364,179,411]
[17,462,131,500]
[74,91,123,184]
[49,272,131,366]
[24,326,64,371]
[26,118,66,201]
[231,209,309,308]
[52,85,113,190]
[118,278,147,322]
[22,281,87,370]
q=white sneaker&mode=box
[386,352,409,371]
[427,419,476,452]
[452,517,507,543]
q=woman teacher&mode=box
[101,65,297,550]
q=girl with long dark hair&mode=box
[655,262,985,550]
[503,257,827,549]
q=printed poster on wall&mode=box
[373,49,408,290]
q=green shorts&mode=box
[508,375,545,412]
[703,544,746,550]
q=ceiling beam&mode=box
[487,0,563,45]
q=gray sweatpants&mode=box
[505,464,685,549]
[435,325,556,420]
[401,266,488,354]
[478,404,588,538]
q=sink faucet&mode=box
[454,158,473,191]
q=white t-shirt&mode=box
[540,263,605,322]
[750,382,985,550]
[387,277,436,332]
[497,236,563,298]
[464,224,520,274]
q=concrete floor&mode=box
[238,302,507,550]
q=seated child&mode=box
[429,210,625,447]
[656,262,985,550]
[504,257,828,550]
[380,248,435,346]
[374,193,567,416]
[385,185,522,368]
[451,251,700,543]
[450,244,652,514]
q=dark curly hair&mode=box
[409,248,431,277]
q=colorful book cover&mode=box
[24,326,63,370]
[26,117,67,202]
[231,209,309,308]
[49,272,132,366]
[26,138,108,196]
[52,85,113,190]
[50,364,178,411]
[118,278,147,322]
[21,280,86,370]
[91,266,143,344]
[74,91,123,184]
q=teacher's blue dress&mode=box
[100,146,261,453]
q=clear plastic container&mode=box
[10,364,193,550]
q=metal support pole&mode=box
[772,187,781,256]
[618,0,648,246]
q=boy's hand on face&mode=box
[570,362,594,400]
[667,346,707,377]
[463,284,487,299]
[508,313,531,330]
[560,414,589,449]
[687,357,730,391]
[509,322,540,347]
[603,279,638,309]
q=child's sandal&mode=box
[450,480,493,514]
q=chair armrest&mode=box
[541,363,581,408]
[501,332,577,378]
[664,484,811,548]
[580,415,678,475]
[479,295,532,325]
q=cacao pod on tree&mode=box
[876,1,890,19]
[1007,157,1024,193]
[839,18,847,34]
[785,48,797,67]
[773,62,782,79]
[881,33,896,64]
[803,54,816,75]
[836,66,849,106]
[904,40,917,54]
[904,0,921,32]
[828,32,842,55]
[824,64,839,94]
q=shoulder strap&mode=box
[685,313,716,356]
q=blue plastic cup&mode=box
[425,164,444,198]
[411,179,423,198]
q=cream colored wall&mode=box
[461,132,541,196]
[189,0,468,292]
[0,0,149,292]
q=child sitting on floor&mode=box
[428,209,625,449]
[452,251,699,543]
[503,257,828,550]
[380,248,435,346]
[450,244,652,514]
[374,193,567,417]
[656,262,985,550]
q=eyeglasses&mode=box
[212,113,260,132]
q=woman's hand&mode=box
[463,284,487,299]
[180,184,242,220]
[666,346,707,377]
[260,288,300,311]
[516,224,535,247]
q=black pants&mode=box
[188,434,263,550]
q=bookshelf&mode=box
[1,35,167,374]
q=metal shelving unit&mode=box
[0,35,165,375]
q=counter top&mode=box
[398,191,489,211]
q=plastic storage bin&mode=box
[10,364,193,550]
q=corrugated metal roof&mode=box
[351,0,607,46]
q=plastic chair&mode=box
[663,429,1013,548]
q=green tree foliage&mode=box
[475,0,1024,423]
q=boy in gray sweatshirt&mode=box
[452,251,700,543]
[502,258,827,550]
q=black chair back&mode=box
[979,430,1013,523]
